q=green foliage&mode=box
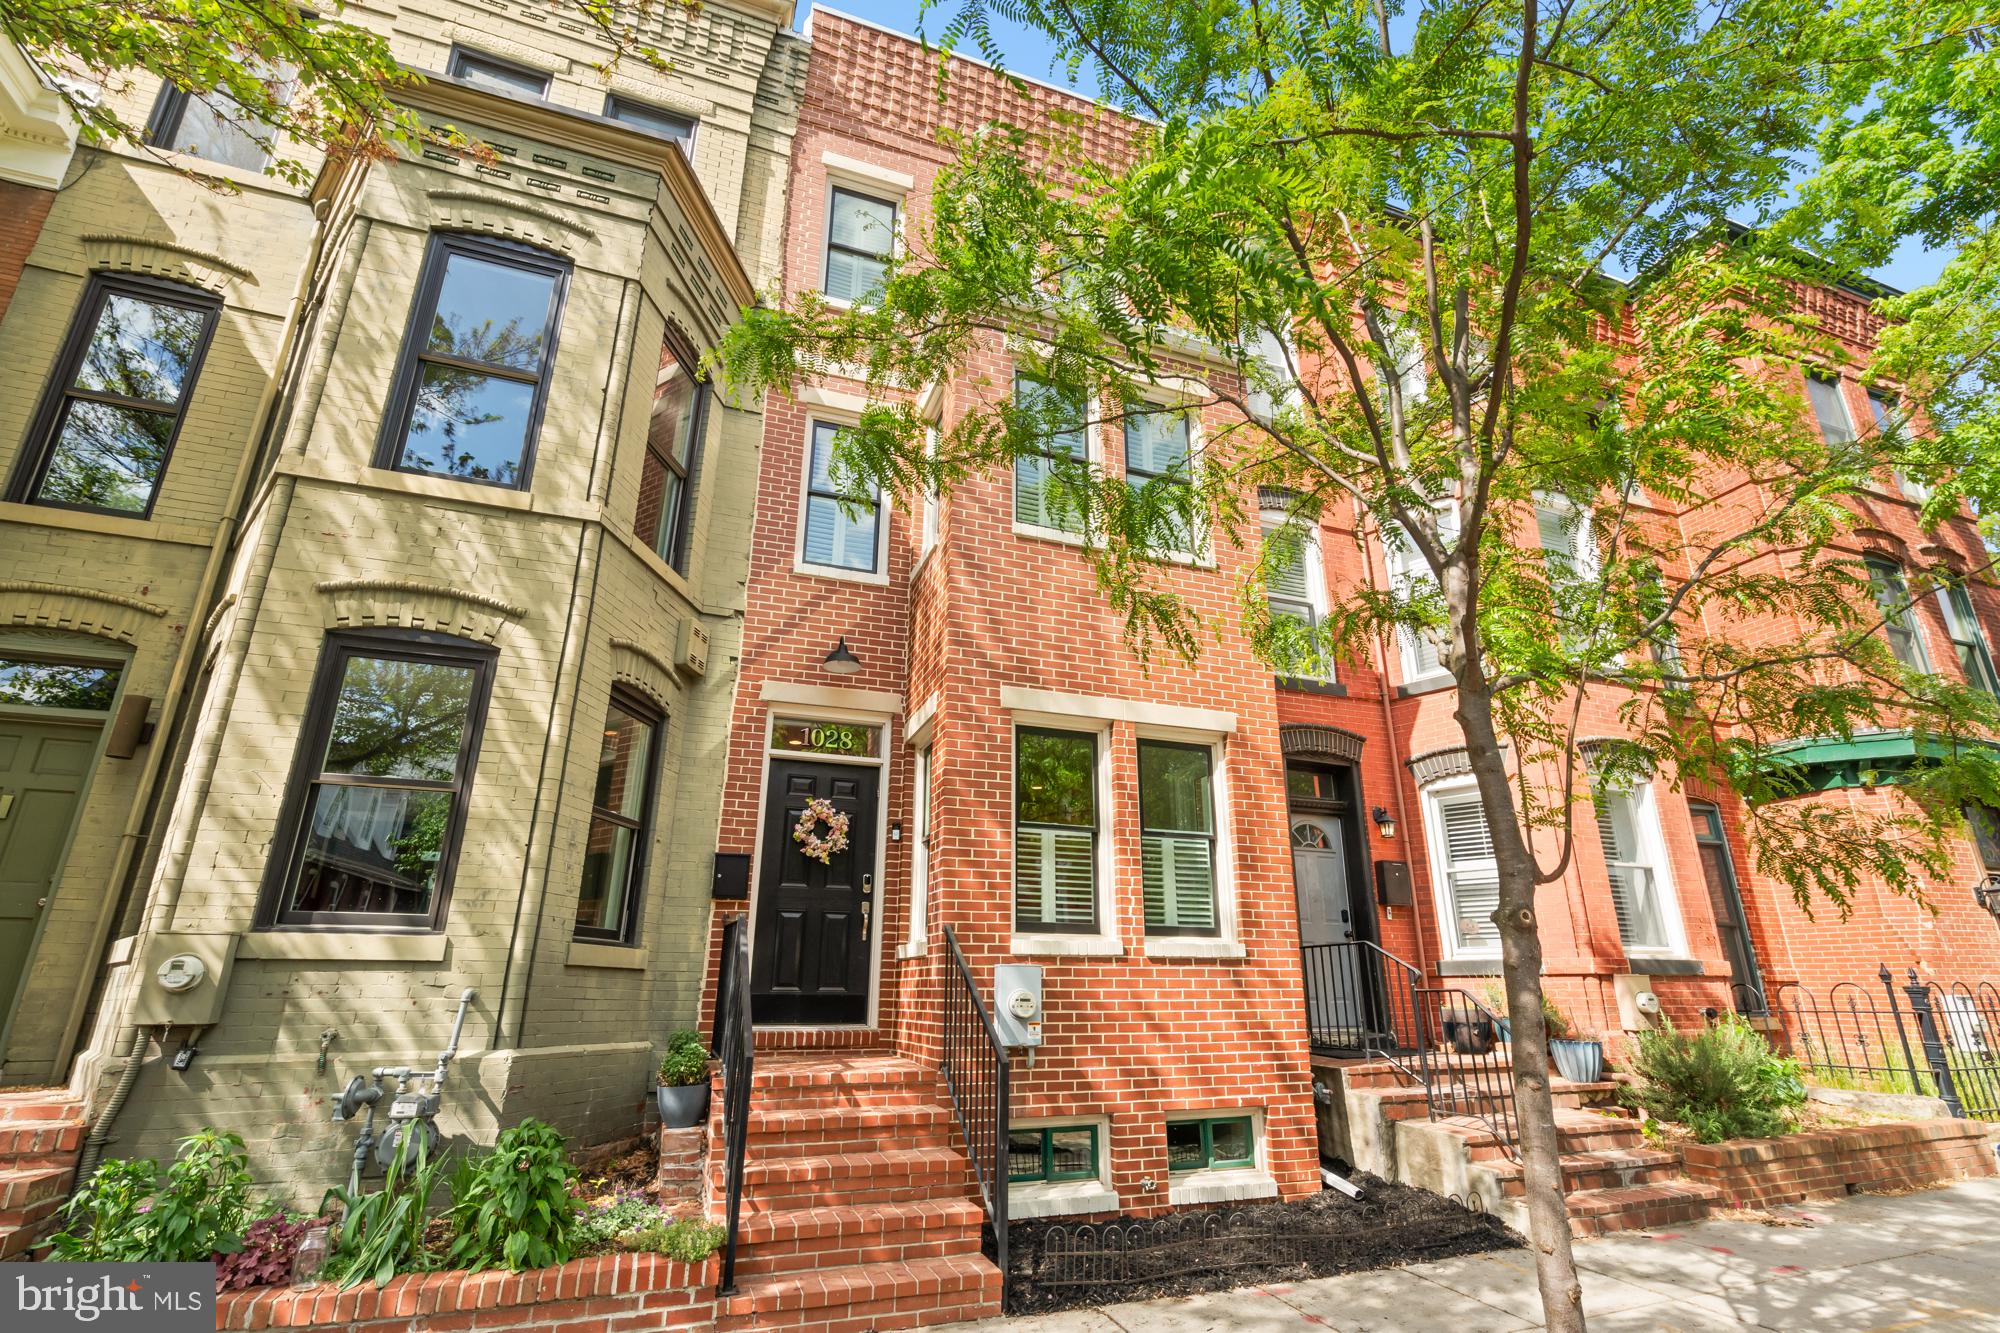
[319,1140,451,1289]
[572,1193,665,1251]
[633,1216,726,1264]
[1629,1018,1808,1144]
[445,1120,578,1273]
[657,1030,709,1088]
[50,1129,254,1262]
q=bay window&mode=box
[574,692,661,943]
[1866,558,1931,673]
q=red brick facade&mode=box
[704,6,2000,1226]
[0,180,53,323]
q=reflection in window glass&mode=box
[576,698,658,941]
[448,49,550,99]
[1015,728,1097,932]
[604,95,694,146]
[635,347,704,572]
[147,66,297,172]
[1167,1116,1255,1172]
[1124,408,1198,555]
[386,239,568,488]
[25,285,217,515]
[281,650,482,924]
[1008,1125,1099,1183]
[0,657,122,710]
[1866,558,1931,673]
[799,419,881,572]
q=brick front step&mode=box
[0,1164,73,1212]
[0,1193,67,1260]
[745,1102,957,1157]
[0,1097,86,1124]
[749,1055,934,1094]
[1435,1110,1644,1162]
[0,1119,84,1165]
[715,1252,1003,1331]
[1564,1180,1722,1236]
[1485,1147,1685,1198]
[732,1147,974,1211]
[734,1200,985,1277]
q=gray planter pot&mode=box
[657,1082,710,1129]
[1549,1038,1605,1084]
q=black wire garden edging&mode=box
[1002,1171,1520,1315]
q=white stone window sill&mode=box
[1013,521,1089,547]
[238,932,447,963]
[1403,670,1454,691]
[566,941,646,970]
[1010,1181,1121,1220]
[792,556,890,587]
[1168,1168,1278,1207]
[1144,937,1246,960]
[897,943,928,960]
[1012,934,1124,958]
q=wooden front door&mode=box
[0,720,98,1030]
[750,759,878,1025]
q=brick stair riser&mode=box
[735,1229,984,1277]
[1569,1195,1718,1237]
[715,1265,1001,1329]
[0,1122,83,1161]
[1494,1160,1684,1198]
[0,1195,66,1259]
[745,1111,957,1158]
[0,1168,72,1212]
[735,1175,974,1212]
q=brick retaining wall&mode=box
[1680,1120,1999,1210]
[212,1253,715,1331]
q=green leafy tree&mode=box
[717,2,2000,1326]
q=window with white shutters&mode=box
[1015,728,1098,932]
[1596,786,1670,951]
[1123,407,1199,556]
[1139,740,1218,936]
[1534,496,1598,581]
[1433,791,1499,954]
[1014,374,1089,533]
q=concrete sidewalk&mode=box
[950,1176,2000,1331]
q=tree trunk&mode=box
[1454,684,1587,1333]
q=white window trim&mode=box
[918,422,940,563]
[1421,776,1499,960]
[1806,371,1857,447]
[1012,372,1101,547]
[1165,1106,1277,1207]
[1595,780,1691,959]
[1009,711,1123,956]
[1136,726,1241,956]
[1009,1113,1120,1219]
[1259,510,1334,685]
[1119,390,1214,568]
[1532,491,1600,582]
[819,172,905,311]
[902,741,931,959]
[794,412,892,585]
[1383,509,1455,690]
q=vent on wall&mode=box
[676,619,709,677]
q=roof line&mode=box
[802,3,1119,114]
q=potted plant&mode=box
[1543,999,1605,1084]
[1480,982,1512,1042]
[656,1030,711,1128]
[1441,1001,1495,1055]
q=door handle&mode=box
[860,902,871,941]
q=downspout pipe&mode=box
[1357,497,1427,982]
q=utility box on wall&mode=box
[1375,860,1414,907]
[128,932,238,1027]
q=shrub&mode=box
[446,1119,578,1272]
[216,1213,313,1291]
[51,1129,254,1263]
[320,1140,451,1288]
[658,1030,708,1088]
[631,1216,726,1263]
[1629,1016,1807,1143]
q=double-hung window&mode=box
[799,419,883,574]
[1014,727,1098,932]
[823,186,897,305]
[1968,805,2000,878]
[146,64,296,172]
[1008,1125,1098,1183]
[1139,740,1218,936]
[603,94,695,149]
[447,48,551,99]
[1166,1116,1254,1172]
[1263,517,1331,681]
[574,692,661,943]
[1595,785,1670,952]
[1430,789,1499,955]
[1866,558,1931,673]
[10,274,220,517]
[1535,495,1598,581]
[1937,579,2000,697]
[635,342,705,573]
[1014,373,1089,534]
[1123,406,1199,557]
[261,631,495,930]
[1383,504,1458,685]
[379,234,569,488]
[1807,373,1860,463]
[1870,391,1926,501]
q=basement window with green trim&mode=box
[1008,1125,1099,1183]
[1165,1116,1254,1172]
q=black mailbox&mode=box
[1375,859,1414,907]
[711,853,750,900]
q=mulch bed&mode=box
[1003,1169,1520,1314]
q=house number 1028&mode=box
[775,720,879,757]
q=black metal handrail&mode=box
[1301,940,1423,1060]
[940,926,1010,1295]
[713,916,754,1296]
[1413,986,1518,1155]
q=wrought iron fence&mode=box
[1761,966,2000,1122]
[712,916,754,1296]
[940,926,1010,1295]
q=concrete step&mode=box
[733,1146,974,1211]
[715,1252,1002,1330]
[1564,1179,1722,1236]
[733,1199,984,1277]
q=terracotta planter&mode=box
[657,1082,710,1128]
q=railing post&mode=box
[994,1046,1010,1307]
[1879,964,1933,1102]
[1900,969,1965,1118]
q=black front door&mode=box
[750,759,878,1024]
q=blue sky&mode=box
[796,2,1951,293]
